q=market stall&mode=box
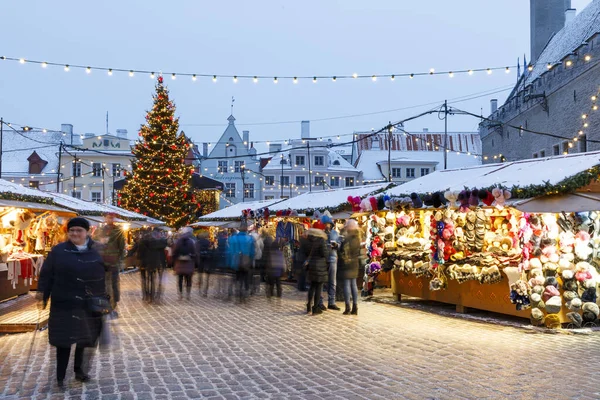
[0,181,77,302]
[376,151,600,327]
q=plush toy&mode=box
[377,196,386,211]
[575,231,593,261]
[479,190,495,207]
[469,189,480,207]
[492,188,512,209]
[457,190,470,212]
[369,197,378,211]
[432,192,446,208]
[444,191,458,208]
[348,196,361,212]
[423,194,433,207]
[410,193,423,208]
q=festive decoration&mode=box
[119,77,199,228]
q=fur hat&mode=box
[582,302,600,317]
[567,312,583,328]
[530,307,545,325]
[563,291,578,302]
[568,298,582,311]
[563,279,578,292]
[562,270,574,280]
[582,311,598,323]
[581,287,597,303]
[345,219,359,230]
[480,190,495,207]
[432,192,446,208]
[321,215,333,226]
[542,286,560,302]
[545,296,562,314]
[469,189,480,207]
[410,193,423,208]
[544,277,559,289]
[544,314,561,329]
[531,285,544,295]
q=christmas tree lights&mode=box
[119,76,199,228]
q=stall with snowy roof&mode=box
[367,152,600,327]
[0,180,78,302]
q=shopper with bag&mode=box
[38,217,107,389]
[304,221,330,315]
[227,222,255,301]
[339,219,362,315]
[173,227,197,300]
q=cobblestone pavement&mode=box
[2,271,600,400]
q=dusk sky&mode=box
[0,0,592,149]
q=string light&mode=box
[313,77,317,83]
[352,73,358,79]
[64,64,69,72]
[212,75,217,82]
[448,72,454,78]
[487,68,492,74]
[505,67,510,73]
[150,72,155,79]
[86,67,91,74]
[192,74,197,81]
[253,76,258,83]
[468,69,473,75]
[293,77,298,84]
[371,75,377,82]
[129,70,134,77]
[566,60,573,67]
[585,55,592,62]
[233,76,238,83]
[273,77,278,84]
[108,69,113,76]
[171,73,176,80]
[41,62,47,68]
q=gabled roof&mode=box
[1,130,62,174]
[387,151,600,197]
[525,1,600,86]
[262,144,358,171]
[356,150,480,181]
[207,115,244,158]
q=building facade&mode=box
[261,122,362,200]
[200,115,262,204]
[61,131,133,203]
[480,1,600,163]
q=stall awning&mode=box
[513,193,600,213]
[0,199,77,215]
[190,220,240,228]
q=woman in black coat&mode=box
[38,217,106,388]
[137,229,168,302]
[338,220,362,315]
[304,226,330,315]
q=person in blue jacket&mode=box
[227,222,255,301]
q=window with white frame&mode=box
[71,190,82,199]
[92,163,103,177]
[391,168,401,178]
[345,177,354,187]
[420,168,430,176]
[330,176,340,187]
[315,176,325,186]
[234,161,245,173]
[244,183,255,199]
[295,155,305,166]
[280,176,290,186]
[296,176,305,186]
[218,161,228,173]
[406,168,415,178]
[112,163,121,177]
[72,162,81,177]
[91,192,102,202]
[225,183,235,197]
[540,150,546,157]
[314,156,324,166]
[553,144,560,155]
[579,135,587,152]
[562,141,569,154]
[265,176,274,186]
[264,196,275,200]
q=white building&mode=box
[261,121,362,200]
[200,115,262,203]
[61,130,133,203]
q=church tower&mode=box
[530,0,572,63]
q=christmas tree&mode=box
[119,76,198,228]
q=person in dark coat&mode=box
[173,227,197,300]
[38,217,106,388]
[304,223,330,315]
[262,231,282,298]
[137,228,168,302]
[196,231,212,297]
[294,231,309,292]
[339,219,362,315]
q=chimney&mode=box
[491,99,498,114]
[565,8,576,25]
[61,123,73,144]
[242,130,250,149]
[202,142,208,157]
[301,120,310,139]
[269,143,282,154]
[530,0,570,63]
[423,128,429,133]
[116,129,128,139]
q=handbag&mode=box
[86,294,112,315]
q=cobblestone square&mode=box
[1,271,600,399]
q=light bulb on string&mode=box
[212,75,217,82]
[505,67,510,73]
[233,76,238,83]
[313,77,317,83]
[585,55,592,62]
[468,69,474,75]
[448,71,454,78]
[108,69,113,76]
[409,73,414,79]
[19,58,25,64]
[391,75,395,81]
[171,73,176,80]
[64,65,70,72]
[487,68,492,74]
[273,77,278,84]
[41,62,47,68]
[372,75,377,82]
[352,73,358,79]
[86,67,91,74]
[129,70,134,77]
[293,77,298,84]
[253,76,258,83]
[150,72,155,79]
[332,76,337,82]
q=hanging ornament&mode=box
[158,76,163,83]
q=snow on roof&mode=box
[1,130,62,174]
[388,151,600,196]
[49,192,115,213]
[198,199,283,220]
[269,183,390,211]
[0,179,54,200]
[526,1,600,86]
[356,150,481,181]
[262,144,358,171]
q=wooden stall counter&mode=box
[391,270,569,323]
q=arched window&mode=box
[333,160,340,166]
